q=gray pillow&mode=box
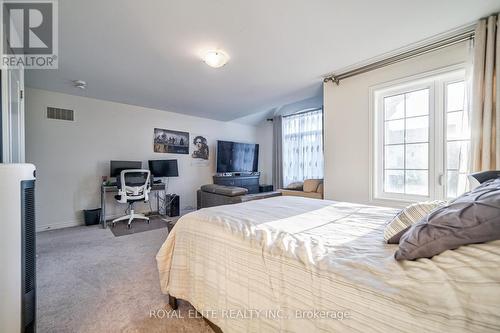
[286,181,304,191]
[200,184,248,197]
[215,186,248,196]
[395,178,500,260]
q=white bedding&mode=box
[156,196,500,332]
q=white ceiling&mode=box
[25,0,500,122]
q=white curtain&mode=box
[471,14,500,171]
[282,109,324,186]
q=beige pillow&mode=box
[316,183,324,194]
[303,179,322,193]
[384,200,445,244]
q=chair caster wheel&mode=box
[147,220,150,224]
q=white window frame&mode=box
[369,64,467,207]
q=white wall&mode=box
[323,42,469,206]
[25,88,263,230]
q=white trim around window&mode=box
[369,64,468,207]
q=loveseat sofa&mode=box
[279,179,324,199]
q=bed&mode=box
[156,196,500,332]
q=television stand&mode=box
[213,174,260,194]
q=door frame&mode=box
[1,67,25,163]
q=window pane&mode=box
[447,171,458,198]
[447,141,469,172]
[384,94,404,120]
[405,170,428,195]
[385,145,404,169]
[385,119,404,144]
[447,81,465,112]
[385,170,404,193]
[406,116,428,143]
[406,143,428,169]
[406,89,429,117]
[447,171,467,199]
[447,111,470,140]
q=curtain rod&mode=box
[266,107,323,121]
[283,107,322,118]
[323,27,475,85]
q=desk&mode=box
[100,183,167,228]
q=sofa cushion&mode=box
[303,179,322,193]
[200,184,248,197]
[200,184,220,194]
[279,189,323,200]
[316,183,324,194]
[395,178,500,260]
[216,186,248,196]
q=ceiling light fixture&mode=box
[202,50,229,68]
[72,80,87,89]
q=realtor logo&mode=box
[1,0,58,69]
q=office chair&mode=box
[468,170,500,189]
[112,169,151,229]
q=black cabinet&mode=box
[259,184,274,193]
[213,175,260,194]
[165,194,179,217]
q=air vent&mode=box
[47,107,74,121]
[21,180,36,331]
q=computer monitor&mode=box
[148,159,179,178]
[110,160,142,177]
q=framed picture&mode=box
[191,134,209,166]
[192,135,209,160]
[153,128,189,154]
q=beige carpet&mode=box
[36,224,213,333]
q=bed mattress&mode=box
[156,196,500,332]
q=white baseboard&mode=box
[35,211,157,232]
[36,219,84,232]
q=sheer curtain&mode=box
[282,109,324,186]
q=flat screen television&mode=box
[148,159,179,178]
[110,160,142,177]
[216,140,259,173]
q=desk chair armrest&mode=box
[116,189,128,203]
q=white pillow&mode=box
[384,201,446,244]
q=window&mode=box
[372,68,469,203]
[383,88,430,196]
[282,109,324,186]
